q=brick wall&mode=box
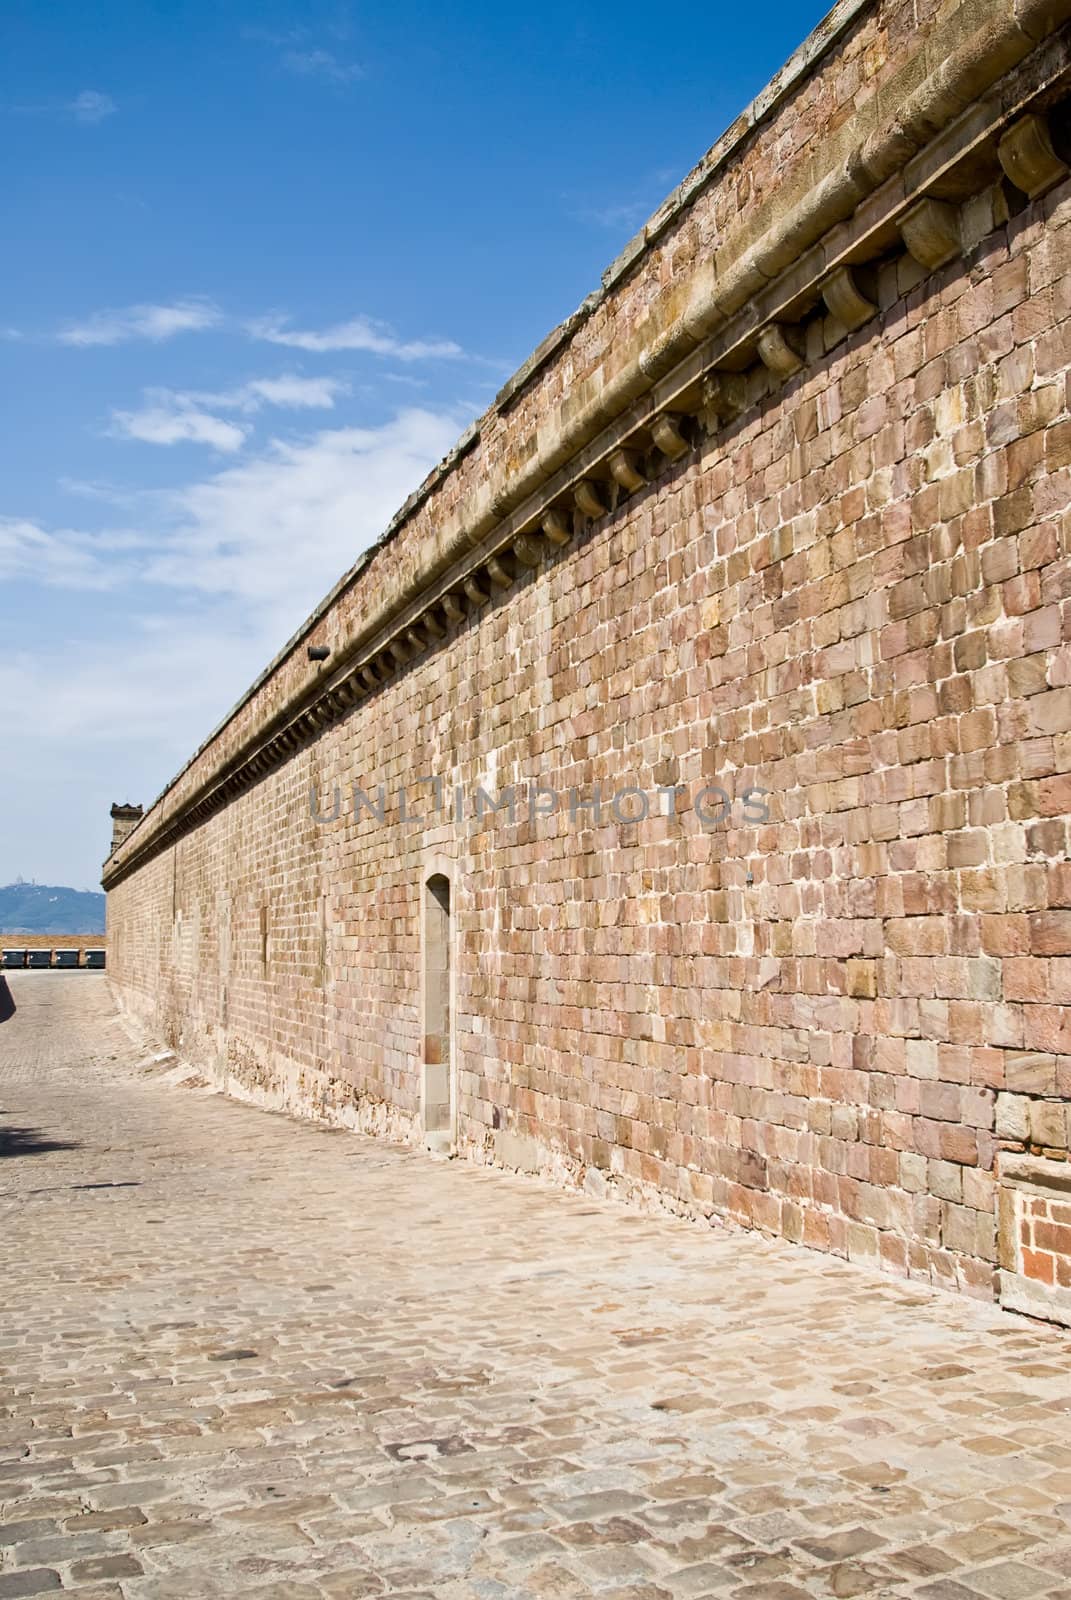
[107,0,1071,1314]
[1021,1191,1071,1286]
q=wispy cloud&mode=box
[69,90,117,124]
[53,302,467,363]
[6,88,118,124]
[149,409,460,602]
[110,405,249,453]
[204,373,350,411]
[4,409,459,681]
[244,22,363,87]
[281,48,363,84]
[248,314,463,361]
[0,516,125,589]
[578,200,651,232]
[10,409,458,605]
[58,299,222,348]
[59,476,144,507]
[1,405,460,883]
[567,168,678,233]
[107,374,349,452]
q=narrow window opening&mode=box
[423,874,452,1140]
[317,893,328,988]
[259,902,270,975]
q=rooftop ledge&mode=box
[104,0,1071,890]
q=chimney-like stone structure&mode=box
[109,802,143,856]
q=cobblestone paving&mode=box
[2,974,1071,1600]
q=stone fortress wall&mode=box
[105,0,1071,1322]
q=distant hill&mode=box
[0,882,106,934]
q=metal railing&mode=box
[1,948,106,970]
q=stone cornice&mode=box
[103,0,1071,892]
[103,0,878,836]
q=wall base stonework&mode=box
[110,980,420,1148]
[998,1153,1071,1322]
[106,0,1071,1320]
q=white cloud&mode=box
[0,516,120,589]
[235,374,347,409]
[0,620,272,884]
[69,90,117,124]
[189,374,349,413]
[107,375,348,452]
[56,300,468,364]
[248,313,463,362]
[0,405,461,885]
[110,405,249,453]
[9,408,461,620]
[151,408,460,602]
[58,300,221,347]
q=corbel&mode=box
[650,412,690,461]
[513,533,544,568]
[608,447,647,493]
[757,323,805,379]
[330,682,358,711]
[542,508,573,546]
[575,480,609,519]
[464,574,490,607]
[997,112,1068,199]
[701,371,746,427]
[899,197,960,269]
[821,265,877,332]
[486,554,514,588]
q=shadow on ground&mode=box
[0,1124,80,1158]
[0,977,15,1024]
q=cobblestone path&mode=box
[2,973,1071,1599]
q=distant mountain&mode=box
[0,882,106,934]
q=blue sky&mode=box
[2,0,830,889]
